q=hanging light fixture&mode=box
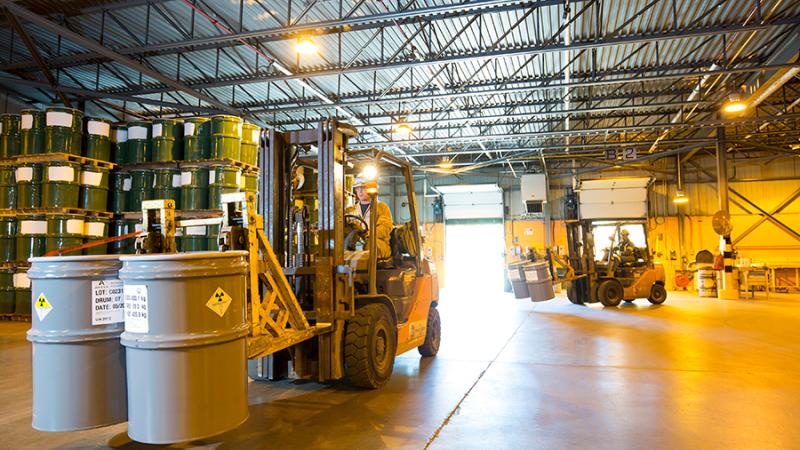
[438,158,454,169]
[722,91,746,114]
[393,118,412,138]
[672,155,689,204]
[295,36,318,55]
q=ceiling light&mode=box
[394,121,412,138]
[439,159,454,169]
[722,92,746,114]
[295,36,318,55]
[361,164,378,180]
[673,190,689,204]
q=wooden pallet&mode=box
[0,207,113,218]
[0,152,117,169]
[0,314,31,322]
[121,209,223,220]
[123,158,259,173]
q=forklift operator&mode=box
[616,229,636,264]
[346,178,394,259]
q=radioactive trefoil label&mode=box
[92,279,124,325]
[34,293,52,321]
[124,284,149,333]
[207,287,233,317]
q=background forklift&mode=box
[139,121,440,389]
[561,188,667,307]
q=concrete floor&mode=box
[2,288,800,449]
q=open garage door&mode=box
[578,178,652,219]
[436,184,505,293]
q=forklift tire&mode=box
[418,306,441,357]
[345,303,397,389]
[566,285,584,305]
[597,279,624,307]
[648,283,667,304]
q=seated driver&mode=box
[346,177,393,259]
[617,229,636,264]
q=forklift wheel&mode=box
[345,303,397,389]
[597,279,624,307]
[418,306,441,357]
[648,284,667,304]
[566,285,583,305]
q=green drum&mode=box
[152,118,183,162]
[0,165,16,209]
[110,170,131,214]
[13,266,31,315]
[0,217,16,261]
[181,224,208,252]
[45,107,83,155]
[20,109,45,155]
[240,122,259,166]
[83,216,110,255]
[46,214,84,256]
[241,172,258,193]
[0,113,20,158]
[0,267,13,313]
[153,168,181,209]
[206,224,220,250]
[209,166,241,209]
[17,214,47,260]
[79,165,110,211]
[180,167,210,210]
[111,123,128,164]
[127,169,154,212]
[126,121,152,163]
[183,117,211,161]
[210,115,242,160]
[42,160,81,208]
[85,117,112,161]
[109,218,139,254]
[15,163,42,209]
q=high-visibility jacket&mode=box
[346,200,393,259]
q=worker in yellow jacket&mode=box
[346,178,393,259]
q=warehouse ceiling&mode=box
[0,0,798,174]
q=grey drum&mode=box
[26,255,126,432]
[507,261,529,299]
[119,251,249,444]
[525,261,555,302]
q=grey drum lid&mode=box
[26,254,127,432]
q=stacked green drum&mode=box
[153,168,181,209]
[20,109,45,155]
[126,121,151,163]
[42,160,81,208]
[181,224,208,252]
[79,165,110,211]
[46,214,84,256]
[110,171,131,214]
[0,217,16,261]
[209,166,240,209]
[127,169,154,212]
[14,267,30,315]
[15,163,42,208]
[111,124,128,164]
[180,167,210,210]
[210,115,242,160]
[85,117,112,161]
[240,122,259,166]
[45,107,83,155]
[0,267,13,313]
[0,166,15,209]
[241,172,258,193]
[152,118,182,162]
[0,113,20,158]
[183,117,211,160]
[83,216,109,255]
[17,214,47,260]
[207,224,220,250]
[109,218,138,254]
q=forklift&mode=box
[560,188,667,307]
[138,121,440,388]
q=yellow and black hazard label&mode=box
[34,293,53,321]
[206,287,232,318]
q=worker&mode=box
[346,178,393,259]
[617,229,636,264]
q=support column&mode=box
[716,126,739,299]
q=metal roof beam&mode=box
[0,0,239,115]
